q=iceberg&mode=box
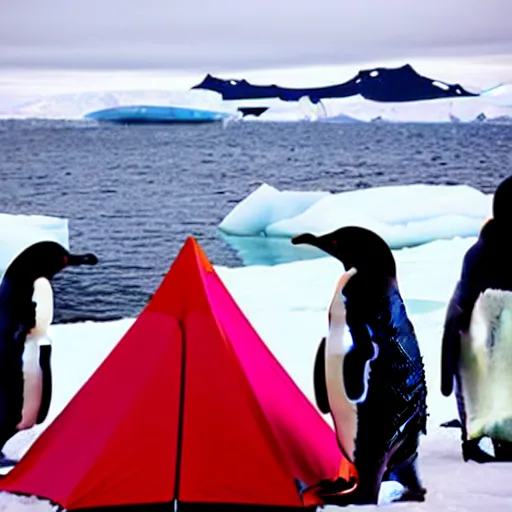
[0,89,236,121]
[0,214,69,278]
[219,184,492,262]
[319,95,512,123]
[481,84,512,107]
[219,183,330,236]
[85,105,232,124]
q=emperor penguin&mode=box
[292,226,427,506]
[441,175,512,462]
[0,241,98,466]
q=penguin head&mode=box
[291,226,396,299]
[4,241,98,283]
[493,175,512,225]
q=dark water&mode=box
[1,119,511,323]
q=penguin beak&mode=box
[66,253,99,266]
[291,233,318,247]
[292,232,342,261]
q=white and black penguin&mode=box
[441,174,512,463]
[0,241,98,466]
[292,226,427,506]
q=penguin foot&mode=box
[386,450,426,502]
[392,486,427,503]
[319,488,378,507]
[385,462,427,503]
[462,440,496,463]
[492,440,512,461]
[301,477,358,507]
[343,342,379,403]
[312,477,357,496]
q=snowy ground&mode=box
[2,183,512,510]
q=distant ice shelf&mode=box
[84,105,232,124]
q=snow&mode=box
[3,182,512,510]
[0,494,57,512]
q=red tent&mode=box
[0,237,353,511]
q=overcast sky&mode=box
[1,0,511,72]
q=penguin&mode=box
[292,226,427,506]
[441,175,512,462]
[0,241,98,466]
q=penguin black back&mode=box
[493,174,512,226]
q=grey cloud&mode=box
[1,0,511,71]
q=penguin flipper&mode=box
[441,299,463,397]
[313,337,331,414]
[440,419,463,429]
[36,344,52,424]
[342,324,378,403]
[441,330,456,397]
[0,343,25,452]
[22,301,38,333]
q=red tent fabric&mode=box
[0,237,351,510]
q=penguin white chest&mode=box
[17,277,53,431]
[323,272,359,463]
[460,288,512,442]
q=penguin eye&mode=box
[63,255,68,265]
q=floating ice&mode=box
[219,183,492,253]
[219,183,329,236]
